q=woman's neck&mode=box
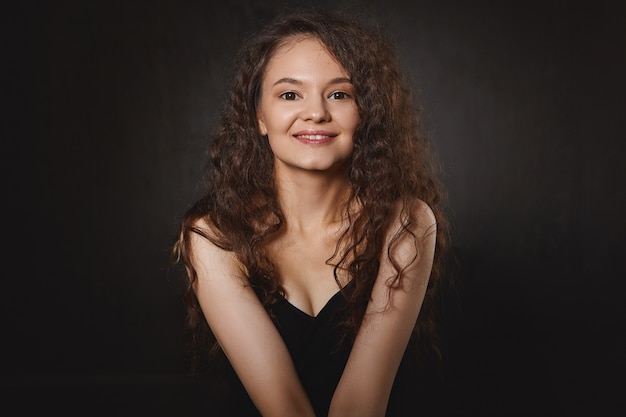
[274,168,351,234]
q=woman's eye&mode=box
[330,91,350,100]
[279,92,298,100]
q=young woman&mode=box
[173,9,448,417]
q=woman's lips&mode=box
[293,130,338,144]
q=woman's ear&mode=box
[257,113,268,136]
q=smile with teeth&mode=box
[293,131,338,144]
[295,134,331,140]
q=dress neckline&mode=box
[279,288,346,319]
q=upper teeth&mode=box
[298,135,327,140]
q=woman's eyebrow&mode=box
[328,77,352,85]
[272,77,302,87]
[272,77,352,87]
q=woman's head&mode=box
[219,9,416,182]
[256,35,359,174]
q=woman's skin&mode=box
[257,36,360,317]
[189,36,437,417]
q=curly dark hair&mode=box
[173,8,449,373]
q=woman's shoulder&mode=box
[187,215,231,256]
[189,215,219,239]
[389,198,437,237]
[187,216,248,279]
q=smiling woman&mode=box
[257,37,358,174]
[173,8,449,417]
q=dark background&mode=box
[4,0,625,416]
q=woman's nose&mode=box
[301,95,330,122]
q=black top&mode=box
[224,289,423,417]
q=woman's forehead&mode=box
[264,36,348,79]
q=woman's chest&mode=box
[266,234,349,317]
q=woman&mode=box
[173,8,448,417]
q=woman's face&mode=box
[257,36,359,175]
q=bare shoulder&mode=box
[187,217,218,258]
[412,198,437,239]
[188,215,221,242]
[187,216,246,284]
[390,198,437,241]
[379,198,436,282]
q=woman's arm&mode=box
[328,200,437,417]
[189,220,316,417]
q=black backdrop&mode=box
[4,0,625,416]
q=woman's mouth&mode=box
[293,130,337,144]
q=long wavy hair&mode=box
[173,8,449,373]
